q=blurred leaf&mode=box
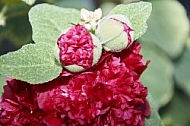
[0,12,32,47]
[160,90,190,126]
[140,0,190,58]
[0,0,21,6]
[0,75,6,94]
[55,0,94,10]
[174,41,190,97]
[21,0,36,5]
[109,1,152,40]
[146,94,164,126]
[140,42,174,109]
[29,3,80,46]
[0,43,62,84]
[186,37,190,49]
[100,2,116,15]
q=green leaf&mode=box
[174,44,190,97]
[140,42,174,109]
[21,0,36,5]
[146,94,164,126]
[0,43,62,84]
[160,90,190,126]
[55,0,94,10]
[0,75,6,94]
[140,0,190,58]
[29,3,81,46]
[109,1,152,40]
[186,37,190,49]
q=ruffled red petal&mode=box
[57,24,94,69]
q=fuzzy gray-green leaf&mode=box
[0,75,6,94]
[29,3,80,46]
[0,43,62,84]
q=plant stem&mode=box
[0,5,8,15]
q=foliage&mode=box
[0,43,62,84]
[0,0,190,125]
[139,0,190,125]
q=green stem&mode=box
[0,5,8,15]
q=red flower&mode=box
[57,24,95,69]
[0,78,45,125]
[0,42,150,126]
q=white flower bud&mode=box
[95,14,134,52]
[80,8,102,31]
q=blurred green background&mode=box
[0,0,190,125]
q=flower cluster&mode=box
[0,42,150,126]
[0,7,150,126]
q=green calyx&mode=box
[91,33,102,66]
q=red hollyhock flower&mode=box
[0,42,150,126]
[57,24,94,69]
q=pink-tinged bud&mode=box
[95,14,134,52]
[55,24,102,73]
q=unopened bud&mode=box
[95,14,134,52]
